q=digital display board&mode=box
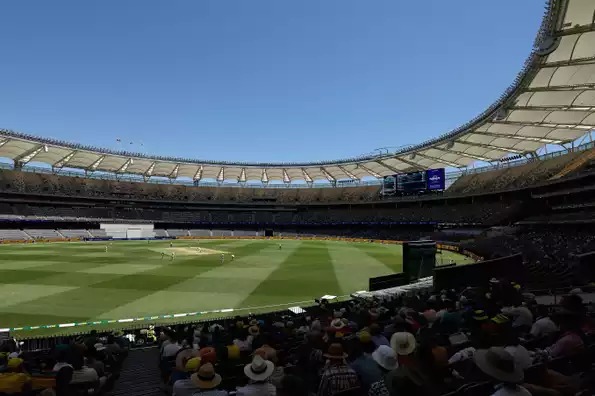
[381,168,445,196]
[426,168,445,190]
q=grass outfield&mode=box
[0,239,473,336]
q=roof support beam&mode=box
[144,162,156,177]
[391,157,424,171]
[301,168,313,183]
[338,165,359,180]
[52,150,77,168]
[193,165,203,181]
[216,167,224,182]
[116,158,133,173]
[261,169,269,184]
[169,164,180,179]
[89,155,106,171]
[524,83,595,92]
[14,145,46,164]
[437,149,491,162]
[491,120,595,130]
[320,167,336,183]
[375,160,400,173]
[0,138,9,148]
[509,105,595,112]
[239,168,246,183]
[415,153,461,168]
[282,169,291,183]
[455,140,525,154]
[357,164,381,178]
[471,131,564,144]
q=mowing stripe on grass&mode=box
[327,241,397,293]
[238,240,342,308]
[350,243,405,273]
[94,240,295,318]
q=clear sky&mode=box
[0,0,544,163]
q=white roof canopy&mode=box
[0,0,593,184]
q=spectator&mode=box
[474,347,531,396]
[172,357,202,396]
[369,324,389,348]
[236,355,276,396]
[529,305,557,339]
[390,332,416,367]
[349,334,383,391]
[318,343,360,396]
[0,358,32,394]
[544,309,585,359]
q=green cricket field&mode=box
[0,239,473,335]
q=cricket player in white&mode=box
[231,254,235,261]
[220,253,225,263]
[171,252,175,261]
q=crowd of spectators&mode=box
[148,279,594,396]
[462,227,595,289]
[0,332,127,395]
[0,199,520,227]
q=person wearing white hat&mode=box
[390,332,416,356]
[371,345,398,372]
[368,346,400,396]
[236,355,276,396]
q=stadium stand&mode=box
[2,0,595,394]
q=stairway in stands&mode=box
[109,347,163,396]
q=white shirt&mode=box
[530,317,557,338]
[492,384,532,396]
[236,382,276,396]
[162,342,182,357]
[233,336,254,352]
[501,306,533,328]
[71,367,99,384]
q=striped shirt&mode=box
[318,364,360,396]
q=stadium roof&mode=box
[1,0,594,184]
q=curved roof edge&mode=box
[2,0,593,184]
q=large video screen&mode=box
[398,171,427,192]
[381,168,445,196]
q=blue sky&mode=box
[0,0,544,163]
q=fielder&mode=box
[161,252,165,260]
[231,254,235,261]
[170,241,173,248]
[105,245,108,253]
[220,253,225,263]
[170,252,175,261]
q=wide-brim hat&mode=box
[93,343,106,352]
[191,363,222,389]
[474,347,523,384]
[324,343,348,360]
[329,318,346,330]
[248,325,260,336]
[372,345,398,371]
[244,355,275,381]
[390,332,416,356]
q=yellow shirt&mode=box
[0,372,31,394]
